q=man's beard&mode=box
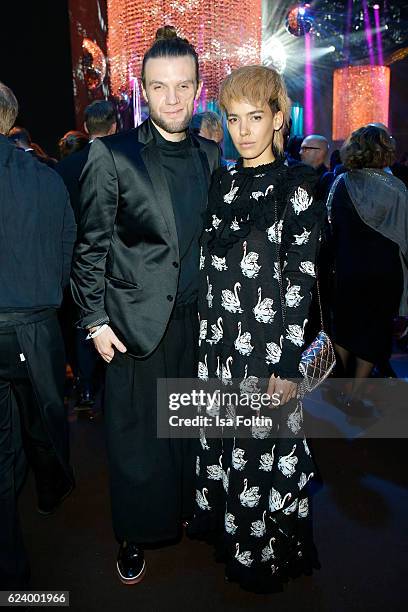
[149,108,192,135]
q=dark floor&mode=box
[19,357,408,612]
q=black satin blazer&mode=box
[70,119,220,358]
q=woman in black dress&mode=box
[330,125,407,400]
[189,66,325,592]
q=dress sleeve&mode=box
[270,169,325,379]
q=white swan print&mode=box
[225,512,238,535]
[266,335,283,365]
[230,217,240,231]
[303,438,311,456]
[251,420,272,439]
[261,537,276,562]
[232,447,247,471]
[212,214,222,229]
[221,282,243,314]
[234,322,254,356]
[199,318,207,346]
[206,395,220,418]
[250,511,267,538]
[283,499,298,515]
[206,317,223,345]
[195,455,200,476]
[235,543,253,567]
[196,487,211,510]
[259,444,276,472]
[266,219,283,244]
[206,276,214,308]
[299,260,316,276]
[221,356,233,385]
[222,467,230,493]
[253,287,276,324]
[269,488,292,512]
[215,355,221,379]
[199,246,205,270]
[211,255,228,272]
[198,354,208,381]
[298,472,314,491]
[287,405,302,434]
[199,428,209,450]
[285,280,303,308]
[286,319,308,347]
[293,228,311,245]
[291,186,313,215]
[250,184,274,201]
[278,444,298,478]
[240,365,260,394]
[298,497,309,518]
[240,241,261,279]
[224,179,239,204]
[206,455,223,480]
[239,478,261,508]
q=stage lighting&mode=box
[262,36,287,74]
[373,4,380,9]
[328,45,336,52]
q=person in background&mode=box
[8,126,56,167]
[285,134,303,166]
[300,134,332,200]
[331,125,408,410]
[56,100,117,411]
[368,122,408,188]
[58,130,88,160]
[190,111,224,144]
[0,82,76,589]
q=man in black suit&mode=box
[56,101,117,408]
[0,82,76,588]
[56,100,117,222]
[71,28,220,584]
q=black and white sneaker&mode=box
[116,542,146,585]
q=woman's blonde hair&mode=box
[219,65,290,155]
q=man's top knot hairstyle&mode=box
[142,25,199,86]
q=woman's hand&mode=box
[267,374,297,406]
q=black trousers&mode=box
[0,326,67,588]
[104,303,199,544]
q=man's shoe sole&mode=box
[116,560,146,585]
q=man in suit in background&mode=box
[0,82,76,589]
[56,101,117,409]
[56,100,117,222]
[71,28,219,585]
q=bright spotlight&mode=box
[329,45,336,52]
[373,4,380,9]
[262,36,287,74]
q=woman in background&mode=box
[330,125,407,408]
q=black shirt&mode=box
[152,123,204,305]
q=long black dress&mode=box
[331,176,403,363]
[189,159,325,592]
